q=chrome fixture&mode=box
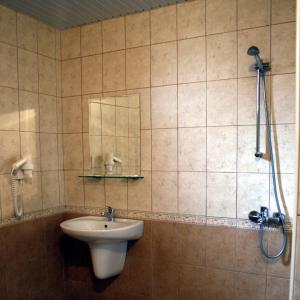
[247,46,287,260]
[102,205,115,222]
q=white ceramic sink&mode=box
[60,216,144,279]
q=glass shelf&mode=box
[79,175,144,180]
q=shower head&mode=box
[247,46,260,56]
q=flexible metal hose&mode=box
[10,174,23,218]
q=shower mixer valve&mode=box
[248,207,284,226]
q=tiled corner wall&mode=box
[61,0,296,221]
[0,5,63,221]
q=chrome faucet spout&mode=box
[104,205,115,222]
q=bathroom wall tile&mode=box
[62,96,82,133]
[178,37,206,83]
[207,172,236,218]
[0,87,19,131]
[56,97,63,133]
[178,172,206,215]
[102,17,125,52]
[151,41,177,86]
[39,94,57,133]
[55,30,61,60]
[61,27,80,59]
[0,174,14,217]
[56,60,62,97]
[0,5,16,45]
[38,55,56,96]
[20,132,40,171]
[18,49,38,92]
[84,179,105,208]
[178,127,206,171]
[103,50,125,92]
[141,130,151,171]
[238,26,270,78]
[59,170,64,204]
[0,44,17,88]
[105,179,128,209]
[62,58,81,96]
[38,22,56,58]
[177,0,205,39]
[237,125,269,173]
[271,74,295,124]
[207,79,237,126]
[207,126,237,172]
[178,82,206,127]
[22,171,42,212]
[152,172,177,213]
[152,129,177,171]
[82,133,91,171]
[57,134,64,170]
[151,85,177,129]
[126,46,150,89]
[0,131,20,174]
[272,0,296,24]
[128,171,151,211]
[207,32,237,80]
[82,54,102,94]
[266,276,290,300]
[17,13,37,51]
[237,173,269,218]
[81,22,102,56]
[150,6,176,44]
[40,133,58,171]
[126,11,150,48]
[271,22,295,74]
[238,0,270,29]
[63,134,83,170]
[42,170,59,209]
[206,0,236,34]
[64,170,84,206]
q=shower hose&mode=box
[259,73,287,259]
[10,174,23,218]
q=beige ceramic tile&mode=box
[63,133,83,170]
[207,126,237,172]
[206,0,236,34]
[57,133,64,170]
[20,132,40,171]
[103,50,125,92]
[38,22,55,58]
[82,94,101,133]
[178,82,206,127]
[237,173,269,218]
[19,91,39,132]
[0,131,20,174]
[56,60,62,97]
[82,133,91,171]
[64,170,84,206]
[266,276,290,300]
[56,97,63,133]
[39,94,57,133]
[38,55,56,96]
[105,179,128,209]
[41,171,59,209]
[18,49,38,92]
[151,41,177,86]
[237,125,269,173]
[271,73,295,124]
[62,58,81,97]
[128,171,151,211]
[207,79,237,126]
[178,37,206,83]
[126,46,150,89]
[0,174,14,217]
[84,178,105,208]
[151,85,177,129]
[22,171,42,212]
[82,54,102,94]
[272,0,296,24]
[17,13,37,51]
[150,5,176,44]
[0,5,16,45]
[59,170,64,204]
[207,172,236,218]
[152,129,177,171]
[238,26,270,77]
[238,0,270,29]
[81,22,102,56]
[178,127,206,171]
[40,133,58,171]
[102,17,125,52]
[207,32,237,80]
[271,22,296,74]
[152,171,177,213]
[55,30,61,60]
[0,87,19,130]
[178,171,206,215]
[141,130,151,171]
[62,96,82,133]
[177,0,205,39]
[126,11,150,48]
[61,27,80,59]
[0,43,17,88]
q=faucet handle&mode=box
[105,205,113,213]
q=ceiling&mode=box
[1,0,187,30]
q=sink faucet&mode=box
[103,205,115,222]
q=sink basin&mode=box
[60,216,144,279]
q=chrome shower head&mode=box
[247,46,260,56]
